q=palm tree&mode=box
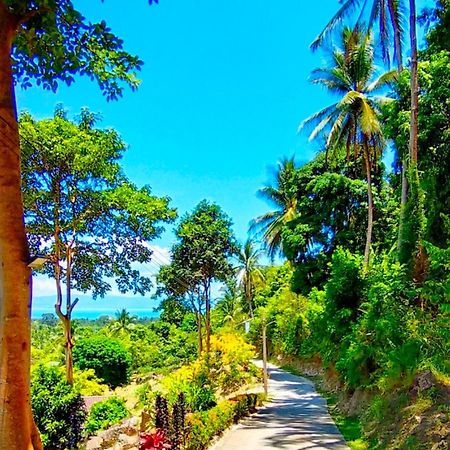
[300,27,396,267]
[311,0,404,70]
[311,0,420,266]
[251,158,299,259]
[235,239,265,317]
[215,284,243,326]
[109,308,136,335]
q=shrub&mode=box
[186,394,261,450]
[85,397,129,435]
[73,336,131,388]
[31,366,87,450]
[73,368,109,396]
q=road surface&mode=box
[211,363,349,450]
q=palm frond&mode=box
[310,0,362,50]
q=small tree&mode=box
[158,201,238,353]
[21,108,176,383]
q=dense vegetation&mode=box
[245,2,450,449]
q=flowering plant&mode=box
[139,429,172,450]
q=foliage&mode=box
[234,239,265,316]
[85,397,129,435]
[21,109,176,300]
[157,200,238,352]
[73,369,109,396]
[157,332,256,413]
[73,336,131,388]
[31,366,86,450]
[9,0,159,100]
[251,157,299,259]
[185,395,261,450]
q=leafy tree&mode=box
[21,108,176,384]
[159,201,237,353]
[301,27,395,267]
[31,366,87,450]
[157,260,205,353]
[0,1,157,446]
[158,297,190,327]
[251,158,299,259]
[73,336,131,388]
[234,239,264,317]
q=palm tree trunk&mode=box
[363,142,374,269]
[398,0,419,264]
[409,0,419,166]
[0,5,43,449]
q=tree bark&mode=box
[205,285,211,354]
[196,311,203,354]
[64,247,74,384]
[363,143,374,269]
[409,0,419,165]
[0,6,43,449]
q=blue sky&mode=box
[19,0,430,310]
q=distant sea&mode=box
[31,295,160,320]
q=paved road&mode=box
[211,363,349,450]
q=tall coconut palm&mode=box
[311,0,420,266]
[311,0,404,70]
[251,158,299,259]
[235,239,265,317]
[300,27,396,267]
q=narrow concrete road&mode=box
[211,363,349,450]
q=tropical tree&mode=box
[235,239,265,317]
[109,309,137,336]
[251,158,299,259]
[214,283,243,327]
[0,1,157,447]
[310,0,420,268]
[300,27,396,267]
[311,0,404,69]
[21,108,176,384]
[159,201,237,353]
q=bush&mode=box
[31,366,87,450]
[73,368,109,396]
[85,397,129,435]
[73,336,131,388]
[186,394,261,450]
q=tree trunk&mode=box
[63,316,74,384]
[409,0,419,166]
[196,311,203,354]
[205,288,211,354]
[363,144,374,269]
[64,247,75,384]
[0,7,43,449]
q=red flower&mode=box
[139,429,172,450]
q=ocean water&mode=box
[31,308,159,320]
